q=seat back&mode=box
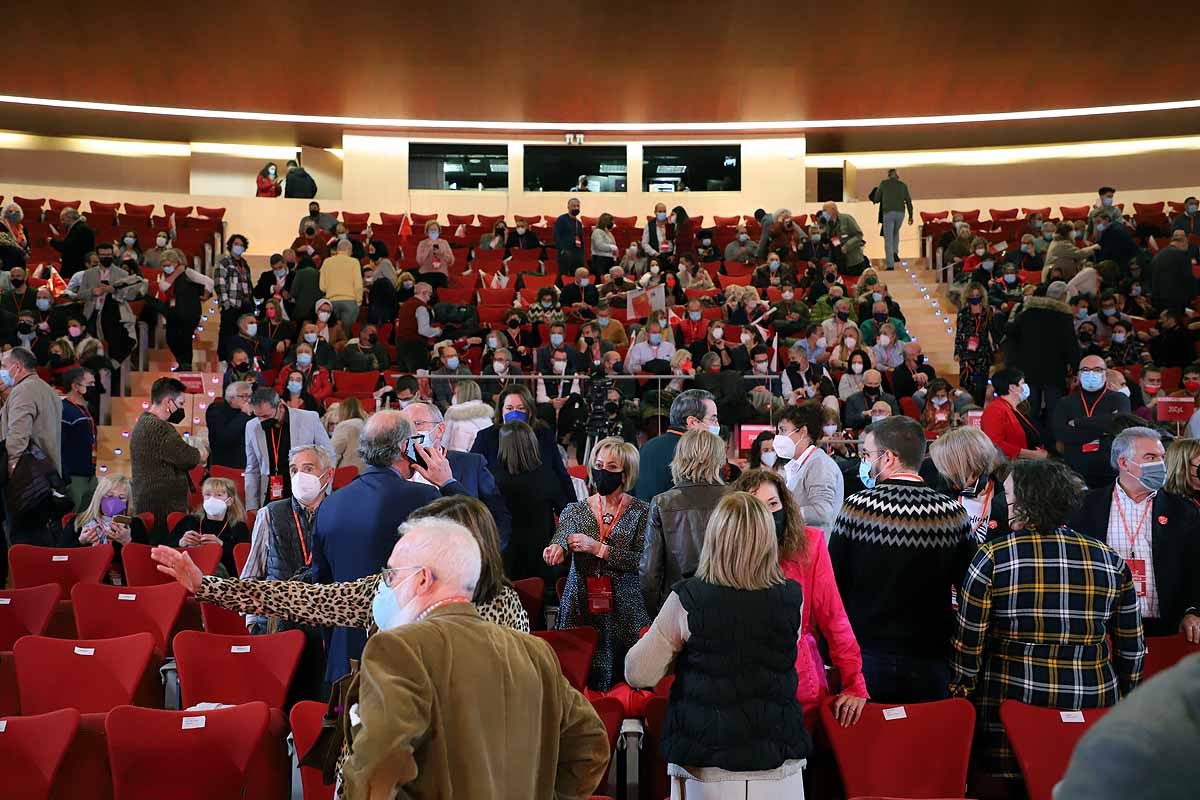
[641,695,672,800]
[512,578,545,630]
[106,702,269,800]
[332,465,359,490]
[0,583,62,650]
[820,698,974,799]
[0,707,81,799]
[332,370,381,394]
[122,543,223,586]
[173,630,305,709]
[233,542,251,575]
[9,544,114,591]
[291,700,335,800]
[71,583,187,653]
[999,700,1111,800]
[1142,634,1200,679]
[199,602,250,636]
[532,627,599,691]
[15,633,156,714]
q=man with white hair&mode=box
[340,517,610,798]
[319,237,364,328]
[819,201,867,275]
[313,409,464,681]
[207,380,253,469]
[1069,426,1200,641]
[48,205,95,279]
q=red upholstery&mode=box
[90,200,121,213]
[713,215,742,226]
[717,273,752,288]
[520,273,558,291]
[122,542,222,586]
[0,652,16,716]
[821,698,974,799]
[952,209,981,223]
[410,212,438,226]
[15,633,156,714]
[14,196,45,216]
[291,700,334,800]
[0,708,80,799]
[106,702,269,800]
[479,287,515,305]
[641,695,671,800]
[590,695,625,796]
[71,583,187,655]
[8,543,114,591]
[920,210,950,223]
[49,199,81,212]
[445,213,474,226]
[899,396,920,420]
[1142,634,1200,679]
[989,208,1019,221]
[174,630,304,709]
[333,370,381,394]
[232,541,251,575]
[1021,206,1051,218]
[163,204,193,218]
[200,602,249,636]
[1133,201,1165,215]
[532,627,599,692]
[196,206,226,220]
[208,465,248,503]
[999,701,1111,800]
[1060,205,1090,220]
[166,511,187,531]
[723,261,754,277]
[380,212,407,226]
[512,578,545,629]
[437,287,476,304]
[0,583,61,650]
[122,202,153,216]
[341,211,370,224]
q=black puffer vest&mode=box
[663,578,810,771]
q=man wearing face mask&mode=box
[214,234,254,362]
[130,377,207,543]
[341,323,390,373]
[244,387,332,511]
[394,281,442,371]
[633,389,719,501]
[1170,195,1200,237]
[553,197,585,278]
[1087,186,1125,238]
[313,410,465,682]
[773,406,844,535]
[560,266,599,308]
[0,266,37,315]
[828,416,973,703]
[65,242,145,366]
[844,369,901,430]
[340,518,609,798]
[599,266,636,306]
[430,345,473,409]
[506,219,541,250]
[48,205,95,279]
[1069,427,1200,641]
[624,320,676,375]
[226,312,273,370]
[1149,231,1198,317]
[1053,355,1131,487]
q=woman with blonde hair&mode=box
[930,425,1009,542]
[830,321,870,372]
[167,476,251,576]
[1164,437,1200,505]
[544,436,650,690]
[71,474,148,550]
[626,492,810,796]
[591,212,620,276]
[329,395,368,472]
[732,469,869,727]
[443,379,494,452]
[641,429,730,615]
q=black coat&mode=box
[1096,224,1138,267]
[1051,389,1130,487]
[205,400,250,469]
[1149,247,1197,310]
[470,422,575,504]
[50,221,96,279]
[283,167,318,198]
[1069,484,1200,636]
[495,462,571,581]
[1005,295,1080,390]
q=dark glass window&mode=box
[409,143,508,190]
[642,145,741,192]
[523,145,627,192]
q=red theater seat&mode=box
[1142,634,1200,679]
[291,700,334,800]
[15,633,156,714]
[512,578,545,629]
[989,208,1018,221]
[1060,205,1090,220]
[122,542,222,586]
[0,708,80,800]
[533,628,599,692]
[123,203,154,216]
[0,583,61,650]
[920,210,950,223]
[1000,701,1111,800]
[8,544,113,592]
[71,583,187,656]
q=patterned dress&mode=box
[954,306,996,402]
[553,498,651,691]
[949,526,1145,778]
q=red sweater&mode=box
[780,527,868,711]
[980,397,1030,459]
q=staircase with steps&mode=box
[870,257,959,384]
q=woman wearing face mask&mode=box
[326,395,368,472]
[526,287,564,328]
[955,282,996,404]
[749,431,780,471]
[949,458,1144,790]
[478,220,510,252]
[280,369,321,412]
[0,202,28,260]
[871,321,905,370]
[980,368,1048,460]
[733,469,869,727]
[470,384,575,501]
[68,476,149,575]
[1043,222,1100,283]
[312,298,348,351]
[141,229,173,269]
[676,253,714,291]
[819,405,854,457]
[820,297,859,350]
[493,421,572,581]
[442,380,494,453]
[920,378,956,438]
[146,247,210,371]
[830,323,868,372]
[771,405,845,533]
[837,350,872,400]
[549,437,652,690]
[589,213,620,276]
[256,161,282,197]
[168,477,251,577]
[282,338,334,399]
[930,426,1010,543]
[116,229,144,269]
[416,219,455,289]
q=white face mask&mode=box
[292,470,327,504]
[822,423,838,436]
[202,496,228,518]
[878,335,891,347]
[851,362,864,374]
[156,235,168,247]
[317,311,331,323]
[711,328,724,341]
[772,432,798,460]
[843,336,856,349]
[760,450,778,468]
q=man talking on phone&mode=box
[312,409,465,683]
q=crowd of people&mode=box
[1,177,1198,799]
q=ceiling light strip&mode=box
[1,94,1199,132]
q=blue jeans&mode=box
[882,210,906,268]
[860,648,952,705]
[330,300,359,329]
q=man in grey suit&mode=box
[244,387,332,510]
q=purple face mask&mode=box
[100,495,127,517]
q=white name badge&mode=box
[52,555,69,562]
[74,647,95,656]
[230,645,251,654]
[118,593,137,601]
[0,598,10,605]
[181,716,206,730]
[882,706,907,721]
[1060,711,1085,723]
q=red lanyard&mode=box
[1081,387,1108,417]
[794,445,818,470]
[292,507,312,566]
[889,472,923,482]
[1113,486,1152,553]
[267,426,282,470]
[591,494,630,543]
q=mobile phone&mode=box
[112,514,132,525]
[404,436,428,470]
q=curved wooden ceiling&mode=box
[5,2,1200,151]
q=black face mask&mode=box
[1079,331,1093,343]
[98,256,114,267]
[915,354,925,365]
[863,385,880,398]
[824,273,836,283]
[772,509,787,544]
[366,334,378,345]
[167,406,186,425]
[569,208,580,217]
[260,417,276,432]
[305,227,316,236]
[17,322,33,335]
[593,467,624,496]
[584,336,596,347]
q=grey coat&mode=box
[0,373,62,472]
[244,407,332,509]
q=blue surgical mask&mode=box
[1076,308,1088,319]
[297,352,313,366]
[597,317,610,327]
[688,311,702,321]
[445,357,460,370]
[1112,332,1127,344]
[429,230,440,240]
[1102,197,1114,207]
[738,233,749,242]
[858,456,877,489]
[1080,371,1106,392]
[550,333,564,347]
[1189,204,1198,214]
[811,233,822,242]
[231,244,245,257]
[578,278,589,288]
[1004,274,1017,284]
[1137,461,1167,492]
[1095,223,1106,234]
[708,424,721,437]
[1044,232,1053,241]
[649,333,662,345]
[872,292,882,302]
[656,211,667,222]
[503,409,529,423]
[371,573,415,631]
[36,298,51,311]
[769,261,780,271]
[0,369,12,387]
[245,323,257,337]
[1020,244,1030,253]
[981,260,994,271]
[287,380,303,395]
[304,333,318,345]
[1019,383,1030,401]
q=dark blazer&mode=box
[312,465,464,681]
[445,449,512,552]
[50,221,96,279]
[559,283,599,307]
[205,400,250,469]
[471,423,575,504]
[1069,483,1200,635]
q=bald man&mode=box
[1052,355,1131,486]
[845,368,901,429]
[341,518,610,799]
[554,197,585,277]
[312,410,465,681]
[819,201,867,275]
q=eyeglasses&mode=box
[1079,367,1107,375]
[381,565,424,588]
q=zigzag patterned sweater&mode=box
[828,476,975,658]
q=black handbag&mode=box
[3,443,69,514]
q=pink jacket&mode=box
[781,527,868,710]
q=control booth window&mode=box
[409,143,508,190]
[642,145,741,192]
[523,145,628,192]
